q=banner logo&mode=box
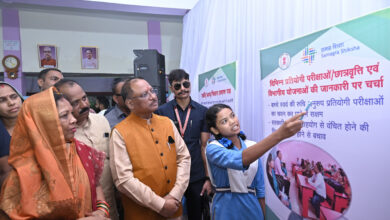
[278,53,291,70]
[301,46,317,64]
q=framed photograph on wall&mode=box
[81,46,98,69]
[38,45,57,68]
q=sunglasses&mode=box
[173,81,190,90]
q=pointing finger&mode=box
[287,111,306,122]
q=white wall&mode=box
[161,21,183,73]
[1,4,183,74]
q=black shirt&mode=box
[0,120,10,157]
[155,98,208,183]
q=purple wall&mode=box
[147,20,162,53]
[2,8,24,94]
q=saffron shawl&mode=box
[0,88,104,219]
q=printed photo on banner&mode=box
[38,45,57,68]
[81,46,98,69]
[266,140,351,220]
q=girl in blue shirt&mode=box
[205,104,304,219]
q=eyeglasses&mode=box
[172,81,190,90]
[130,88,158,100]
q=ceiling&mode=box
[1,0,200,16]
[86,0,199,10]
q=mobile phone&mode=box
[300,101,312,120]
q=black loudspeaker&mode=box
[133,49,166,105]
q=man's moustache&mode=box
[79,107,89,115]
[178,90,189,95]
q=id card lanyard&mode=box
[174,105,192,137]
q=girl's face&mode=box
[313,165,320,173]
[0,84,22,119]
[268,160,274,168]
[211,108,240,138]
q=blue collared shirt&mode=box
[155,98,209,183]
[104,105,127,129]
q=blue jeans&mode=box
[311,192,325,218]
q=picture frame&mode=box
[81,46,98,69]
[38,44,57,68]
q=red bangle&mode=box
[97,200,110,208]
[96,200,110,217]
[97,204,108,209]
[97,204,109,212]
[97,207,109,217]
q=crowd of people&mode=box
[297,159,350,197]
[0,68,305,219]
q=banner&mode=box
[260,8,389,220]
[198,62,237,111]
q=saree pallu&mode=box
[0,88,105,219]
[75,139,105,211]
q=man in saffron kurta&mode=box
[110,78,191,220]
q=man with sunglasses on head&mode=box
[110,77,191,219]
[156,69,212,220]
